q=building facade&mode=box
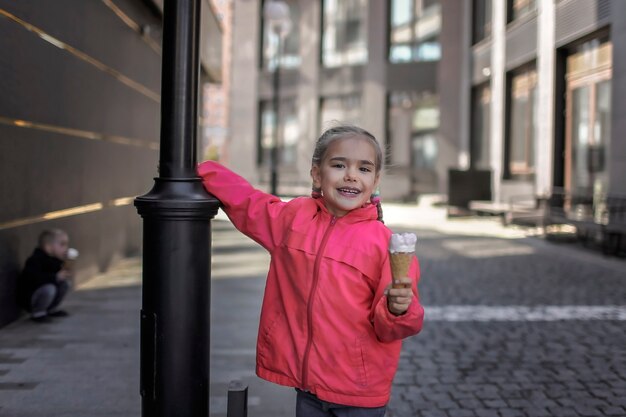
[229,0,626,207]
[229,0,465,199]
[467,0,626,205]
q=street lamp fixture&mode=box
[134,0,219,415]
[263,0,291,196]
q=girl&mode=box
[198,125,424,416]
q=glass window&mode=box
[507,67,537,179]
[388,91,439,171]
[470,83,491,169]
[412,133,438,170]
[507,0,536,23]
[199,81,227,162]
[472,0,492,44]
[262,0,301,71]
[565,39,612,196]
[258,98,300,167]
[319,94,362,130]
[281,103,300,166]
[389,0,442,63]
[570,86,591,193]
[322,0,368,68]
[259,101,275,166]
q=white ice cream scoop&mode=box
[67,248,79,260]
[389,233,417,253]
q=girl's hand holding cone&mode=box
[385,278,413,315]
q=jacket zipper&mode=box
[301,215,337,390]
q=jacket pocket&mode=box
[323,242,380,291]
[282,228,317,255]
[353,335,369,387]
[261,310,282,348]
[258,310,283,366]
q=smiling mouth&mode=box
[337,187,361,198]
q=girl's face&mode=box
[311,136,380,218]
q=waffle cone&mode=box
[390,252,413,288]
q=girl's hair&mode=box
[311,124,384,222]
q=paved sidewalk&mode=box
[1,206,626,417]
[0,220,290,417]
[0,261,141,416]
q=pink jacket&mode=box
[198,161,424,407]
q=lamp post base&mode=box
[135,178,219,417]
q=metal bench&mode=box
[545,188,626,255]
[469,181,539,226]
[504,194,546,227]
[470,194,542,226]
[545,188,603,245]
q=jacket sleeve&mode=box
[370,254,424,343]
[197,161,288,251]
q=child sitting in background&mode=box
[18,229,74,323]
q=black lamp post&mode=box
[134,0,219,416]
[264,0,291,196]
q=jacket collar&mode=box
[312,197,378,223]
[34,247,52,258]
[33,247,64,267]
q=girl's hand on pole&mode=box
[384,277,413,316]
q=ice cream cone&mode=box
[389,233,417,289]
[390,252,412,279]
[63,259,75,271]
[63,248,79,271]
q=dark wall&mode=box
[0,0,162,327]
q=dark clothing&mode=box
[30,282,69,317]
[295,390,387,417]
[18,248,64,310]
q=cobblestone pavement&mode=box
[1,215,625,417]
[388,228,626,417]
